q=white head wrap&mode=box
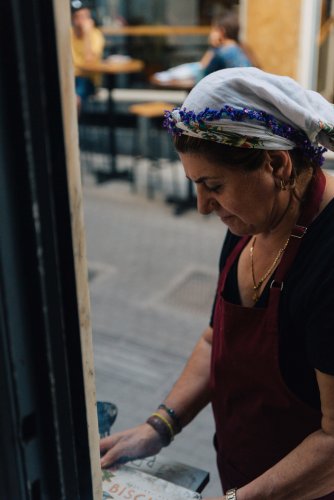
[164,67,334,165]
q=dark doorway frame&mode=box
[0,1,98,498]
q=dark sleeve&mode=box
[204,52,226,76]
[209,231,241,327]
[305,268,334,375]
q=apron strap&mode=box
[267,168,326,320]
[274,167,326,284]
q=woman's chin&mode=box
[221,218,254,237]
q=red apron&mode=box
[210,168,334,498]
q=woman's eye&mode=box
[207,184,222,193]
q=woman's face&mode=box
[208,27,225,47]
[180,152,284,236]
[72,8,92,30]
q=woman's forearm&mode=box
[160,326,213,428]
[100,328,213,469]
[236,429,334,499]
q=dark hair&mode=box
[212,12,240,42]
[173,134,314,174]
[71,1,92,13]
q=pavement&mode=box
[82,156,228,497]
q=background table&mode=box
[150,74,195,91]
[78,58,144,75]
[102,25,211,37]
[78,58,144,181]
[149,74,197,215]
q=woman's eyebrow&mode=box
[186,175,221,183]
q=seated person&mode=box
[153,11,255,86]
[201,11,255,76]
[70,1,105,109]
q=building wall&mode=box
[244,0,302,78]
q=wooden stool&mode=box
[129,101,178,198]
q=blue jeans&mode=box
[75,76,95,101]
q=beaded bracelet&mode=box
[146,413,174,447]
[157,403,182,434]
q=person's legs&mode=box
[75,76,95,112]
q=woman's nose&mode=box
[196,185,216,215]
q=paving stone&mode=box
[83,160,226,496]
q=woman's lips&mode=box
[219,214,233,222]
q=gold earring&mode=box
[280,179,288,191]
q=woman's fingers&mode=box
[100,424,163,469]
[100,434,119,455]
[100,432,132,466]
[100,441,130,468]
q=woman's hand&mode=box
[100,423,163,468]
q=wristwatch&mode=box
[226,488,237,500]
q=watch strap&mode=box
[226,488,237,500]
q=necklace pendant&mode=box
[250,234,291,305]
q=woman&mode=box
[200,12,254,76]
[100,68,334,499]
[152,11,254,87]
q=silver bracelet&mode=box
[226,488,237,500]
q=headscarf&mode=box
[164,67,334,166]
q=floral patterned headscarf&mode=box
[164,67,334,166]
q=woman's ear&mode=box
[268,151,292,178]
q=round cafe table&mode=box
[149,74,195,92]
[77,57,144,76]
